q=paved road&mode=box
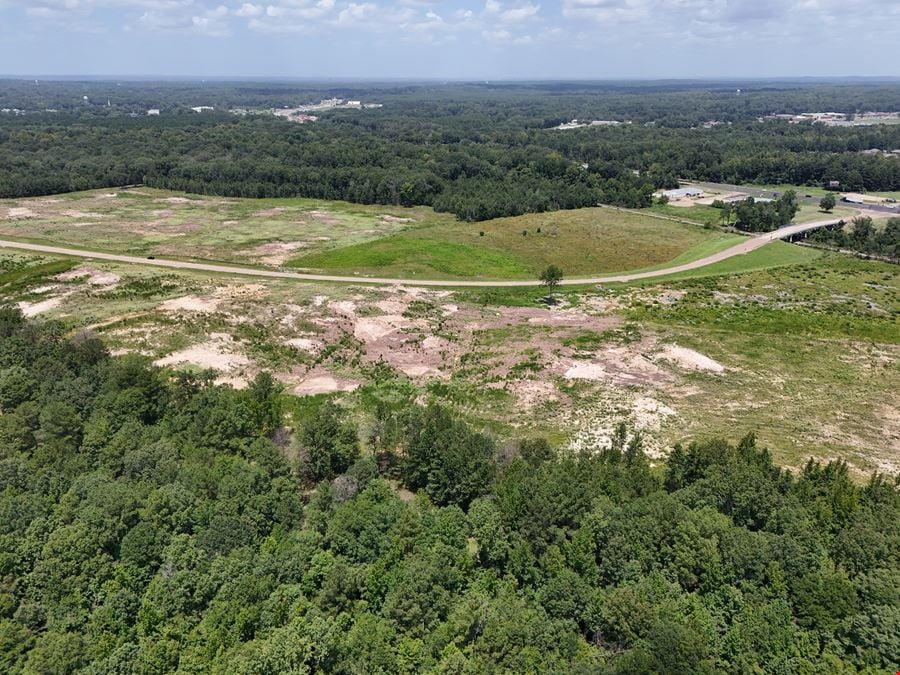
[0,218,843,288]
[688,180,899,215]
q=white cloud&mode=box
[234,2,262,17]
[498,1,538,23]
[336,2,376,24]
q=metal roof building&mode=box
[662,187,704,199]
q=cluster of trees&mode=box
[807,216,900,259]
[0,309,897,672]
[1,81,898,221]
[715,190,801,232]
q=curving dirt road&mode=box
[0,218,841,288]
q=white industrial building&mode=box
[662,187,704,199]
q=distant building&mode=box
[662,187,704,200]
[191,106,214,113]
[346,100,362,107]
[828,180,841,189]
[147,109,160,116]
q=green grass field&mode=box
[291,207,727,279]
[648,203,723,225]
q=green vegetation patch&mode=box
[291,207,726,279]
[294,237,530,279]
[631,252,899,342]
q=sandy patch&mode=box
[565,393,677,459]
[632,396,677,432]
[160,196,204,205]
[18,296,65,317]
[510,379,560,409]
[290,370,362,396]
[63,210,105,219]
[441,304,459,316]
[380,214,414,223]
[214,375,251,390]
[285,337,322,353]
[479,306,619,331]
[400,365,443,378]
[330,300,357,317]
[154,333,249,372]
[56,266,121,286]
[159,295,221,313]
[241,240,308,266]
[564,362,607,381]
[374,300,407,314]
[657,345,725,373]
[557,340,667,387]
[354,315,407,342]
[31,284,59,294]
[4,207,36,219]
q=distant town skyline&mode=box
[0,1,898,79]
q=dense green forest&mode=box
[806,216,900,259]
[1,80,899,220]
[1,308,897,673]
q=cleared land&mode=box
[1,239,895,479]
[1,190,895,478]
[0,189,732,281]
[0,187,442,264]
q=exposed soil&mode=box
[159,295,221,313]
[289,368,362,395]
[154,333,250,372]
[3,207,36,219]
[18,296,66,317]
[57,266,121,286]
[656,344,725,373]
[242,241,309,265]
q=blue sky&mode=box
[0,0,898,79]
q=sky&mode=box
[0,0,898,79]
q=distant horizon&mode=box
[2,75,899,84]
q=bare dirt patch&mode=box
[63,210,106,219]
[3,207,36,219]
[56,266,121,287]
[159,295,221,313]
[656,344,725,373]
[18,296,66,317]
[565,393,678,459]
[560,343,668,387]
[289,368,362,395]
[284,337,322,354]
[154,333,250,372]
[508,379,562,409]
[242,241,309,266]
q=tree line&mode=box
[0,308,897,673]
[806,216,900,259]
[1,82,898,221]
